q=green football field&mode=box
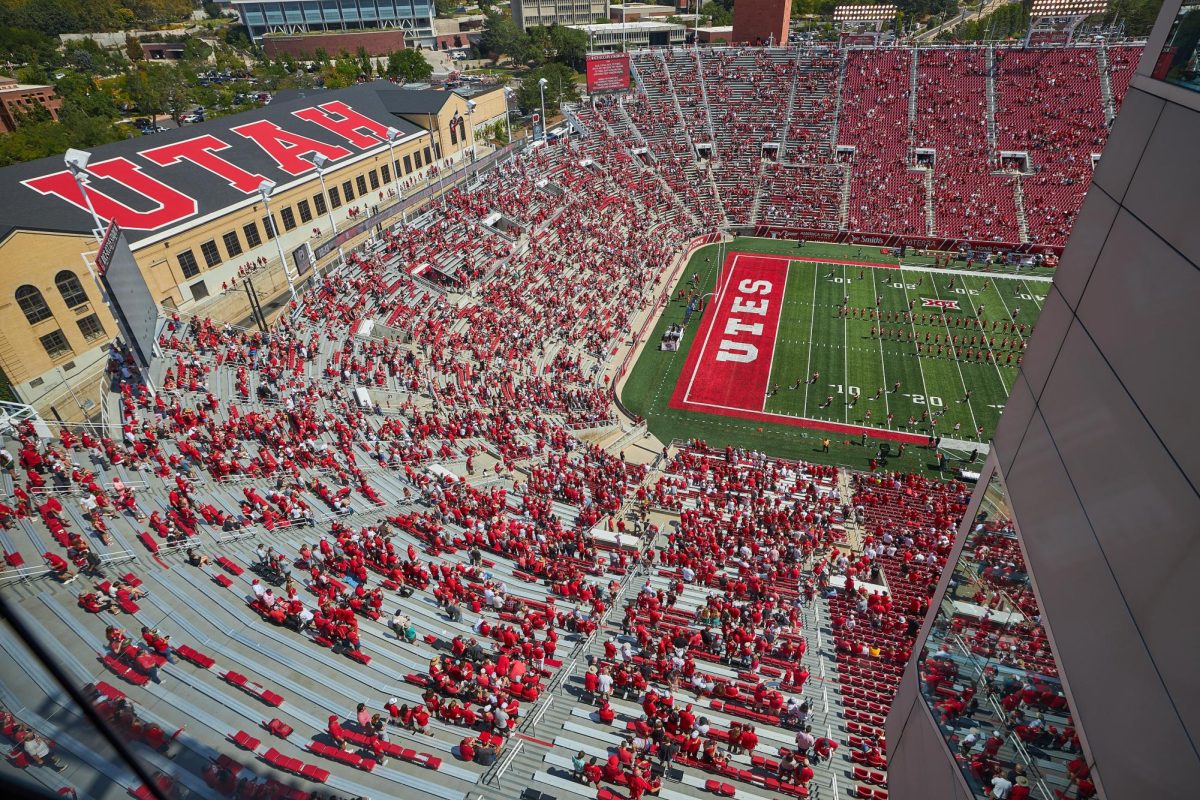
[622,238,1051,473]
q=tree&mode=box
[320,56,360,89]
[480,13,530,64]
[700,1,733,26]
[126,63,191,124]
[549,24,587,70]
[125,34,143,62]
[356,46,373,77]
[517,63,580,118]
[386,49,433,82]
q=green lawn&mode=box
[621,238,1049,474]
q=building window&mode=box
[77,313,105,342]
[243,221,262,248]
[329,187,342,208]
[39,329,71,359]
[356,174,368,196]
[191,280,209,300]
[297,199,312,223]
[200,239,221,267]
[280,207,297,230]
[222,231,243,257]
[55,271,88,309]
[178,249,200,278]
[341,180,354,201]
[404,154,413,174]
[381,164,391,184]
[16,285,52,324]
[313,192,327,215]
[369,169,379,190]
[414,149,423,168]
[450,124,458,145]
[263,215,276,240]
[425,146,433,163]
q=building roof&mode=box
[0,80,452,246]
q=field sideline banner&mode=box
[587,52,631,94]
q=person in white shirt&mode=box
[990,775,1013,798]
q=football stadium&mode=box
[0,3,1196,800]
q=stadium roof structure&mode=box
[833,4,898,22]
[0,81,461,246]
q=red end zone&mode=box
[669,252,925,446]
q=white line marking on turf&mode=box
[898,263,1053,282]
[1020,278,1048,306]
[870,268,892,428]
[683,253,742,405]
[960,279,1012,393]
[760,259,791,412]
[930,278,981,437]
[895,273,935,425]
[990,281,1028,346]
[802,263,820,413]
[842,265,850,425]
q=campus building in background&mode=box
[886,1,1200,797]
[0,76,61,134]
[731,0,789,45]
[511,0,610,30]
[232,0,435,45]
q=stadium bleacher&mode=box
[0,38,1142,800]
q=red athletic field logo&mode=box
[667,252,926,446]
[922,298,960,310]
[671,254,790,413]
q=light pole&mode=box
[538,77,548,142]
[503,88,514,148]
[64,148,105,239]
[258,178,297,303]
[308,153,342,268]
[385,125,406,222]
[466,99,477,162]
[64,148,157,399]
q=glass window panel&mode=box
[919,468,1097,800]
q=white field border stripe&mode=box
[759,259,792,412]
[898,263,1054,282]
[896,273,935,424]
[683,252,742,405]
[870,268,891,427]
[930,278,981,436]
[802,262,820,413]
[680,398,920,436]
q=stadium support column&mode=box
[539,78,549,142]
[385,126,408,224]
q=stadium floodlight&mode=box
[385,126,405,222]
[1030,0,1108,16]
[503,88,514,150]
[306,154,342,267]
[538,78,549,143]
[64,148,106,239]
[833,4,898,21]
[466,99,478,162]
[257,179,297,302]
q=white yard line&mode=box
[760,260,792,411]
[930,279,981,438]
[870,269,892,428]
[895,273,935,426]
[1020,278,1047,308]
[990,282,1028,346]
[959,280,1013,392]
[843,265,850,424]
[801,264,820,413]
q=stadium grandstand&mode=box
[0,2,1196,799]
